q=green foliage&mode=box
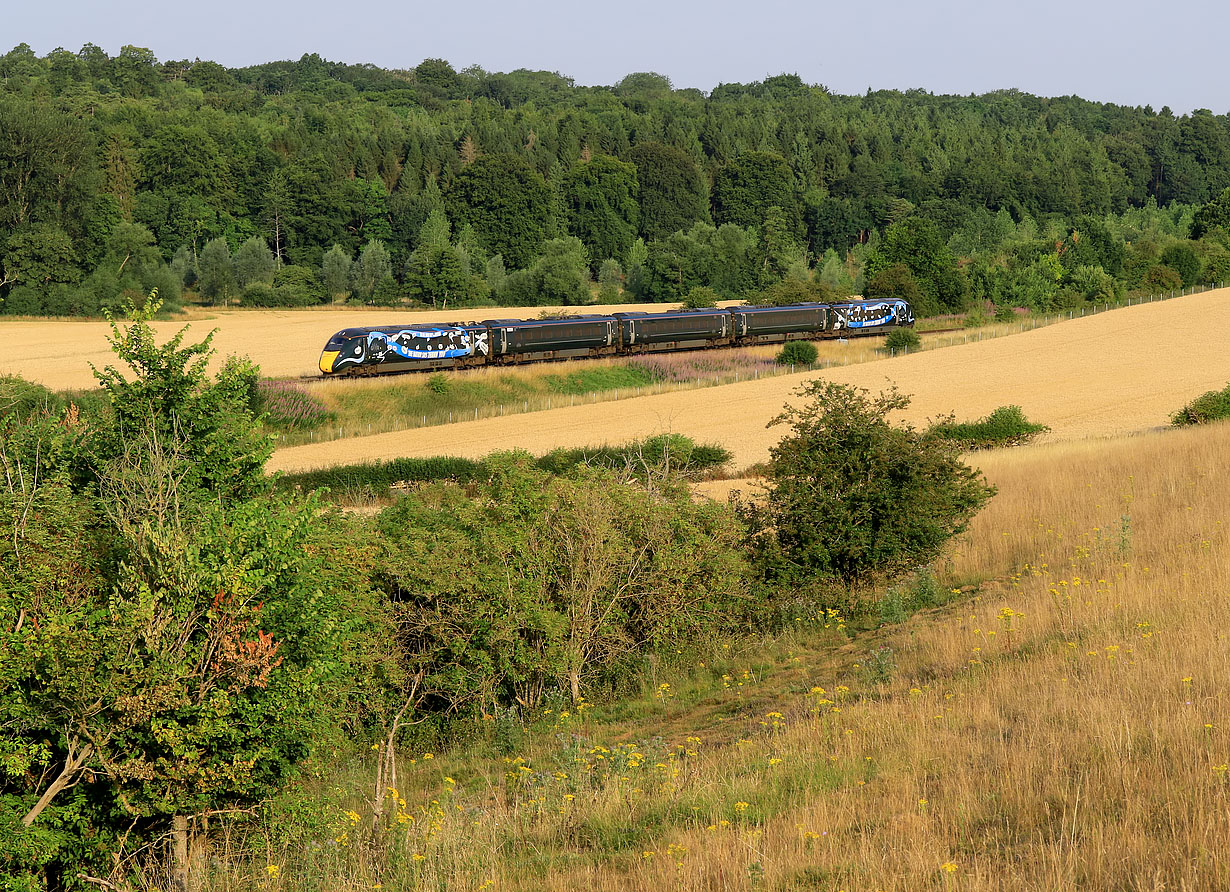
[775,340,818,366]
[88,299,271,503]
[276,432,730,500]
[373,454,749,709]
[1191,187,1230,238]
[866,263,924,311]
[1170,383,1230,426]
[628,142,709,241]
[321,244,352,299]
[562,156,639,271]
[505,237,591,305]
[351,239,393,302]
[233,235,276,288]
[864,218,965,315]
[738,383,995,594]
[713,151,800,236]
[597,258,623,302]
[682,285,720,309]
[449,154,553,269]
[929,405,1050,449]
[1160,242,1202,286]
[197,236,235,304]
[884,328,921,351]
[0,312,395,887]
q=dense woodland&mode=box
[5,44,1230,317]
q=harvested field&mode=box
[268,289,1230,473]
[0,301,684,389]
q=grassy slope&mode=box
[217,421,1230,891]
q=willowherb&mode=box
[627,349,777,383]
[257,380,334,429]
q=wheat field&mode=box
[268,289,1230,473]
[0,300,681,389]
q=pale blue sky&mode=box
[8,0,1229,112]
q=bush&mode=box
[1171,383,1230,426]
[737,382,996,594]
[776,340,818,366]
[929,405,1050,450]
[884,328,921,352]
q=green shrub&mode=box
[929,405,1050,450]
[1170,383,1230,426]
[738,382,996,595]
[775,340,818,366]
[884,328,921,352]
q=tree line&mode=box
[3,44,1230,317]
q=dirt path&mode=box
[268,289,1230,473]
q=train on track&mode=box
[317,298,915,376]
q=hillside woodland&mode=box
[4,45,1230,316]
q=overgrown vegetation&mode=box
[929,404,1051,449]
[1170,381,1230,426]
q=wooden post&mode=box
[172,815,189,892]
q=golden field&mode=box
[268,289,1230,473]
[0,300,682,389]
[218,420,1230,892]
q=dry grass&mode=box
[268,289,1230,473]
[210,421,1230,892]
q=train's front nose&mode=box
[319,350,339,374]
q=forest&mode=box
[4,43,1230,317]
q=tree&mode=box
[233,236,276,289]
[739,383,995,595]
[197,237,235,304]
[628,142,709,241]
[1,224,81,297]
[264,169,294,264]
[597,258,623,302]
[713,151,801,236]
[562,156,639,271]
[448,154,553,269]
[682,285,720,309]
[351,239,393,302]
[866,263,925,312]
[1160,242,1202,286]
[1192,187,1230,239]
[321,243,352,299]
[864,218,966,315]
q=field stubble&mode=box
[213,421,1230,891]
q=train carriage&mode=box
[615,309,730,350]
[731,304,828,342]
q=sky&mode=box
[7,0,1230,114]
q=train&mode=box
[317,298,915,376]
